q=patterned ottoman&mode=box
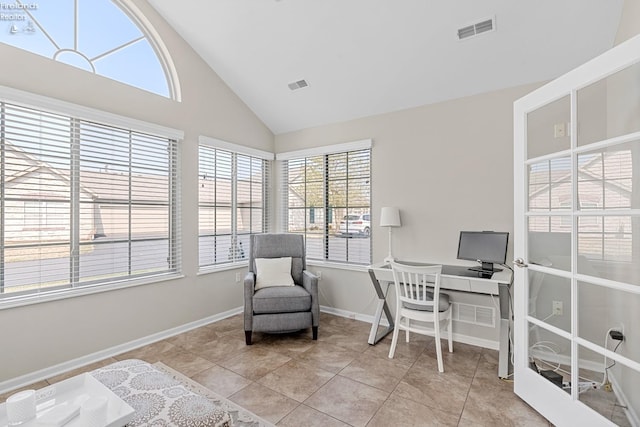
[91,359,231,427]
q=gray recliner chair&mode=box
[244,233,319,345]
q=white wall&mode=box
[615,0,640,45]
[0,0,273,383]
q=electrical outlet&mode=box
[552,300,563,316]
[235,272,241,283]
[554,123,566,138]
[610,330,624,341]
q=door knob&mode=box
[513,258,528,268]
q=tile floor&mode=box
[3,313,556,426]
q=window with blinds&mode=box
[279,142,371,265]
[198,139,271,268]
[0,101,180,301]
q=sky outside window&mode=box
[0,0,170,97]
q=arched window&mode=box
[0,0,180,100]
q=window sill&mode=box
[197,260,368,275]
[198,261,249,276]
[0,273,184,311]
[306,260,369,273]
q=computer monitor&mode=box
[457,231,509,273]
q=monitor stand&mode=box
[468,261,503,274]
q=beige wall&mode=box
[0,0,273,383]
[276,82,542,344]
[615,0,640,44]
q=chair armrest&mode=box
[302,270,319,327]
[244,272,256,331]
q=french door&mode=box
[514,34,640,426]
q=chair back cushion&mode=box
[250,234,305,284]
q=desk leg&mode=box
[498,283,512,378]
[367,269,394,345]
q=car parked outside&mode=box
[338,214,371,237]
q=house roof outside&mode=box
[4,141,261,205]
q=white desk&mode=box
[367,261,513,378]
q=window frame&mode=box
[0,0,181,100]
[0,86,183,309]
[198,136,273,271]
[277,139,372,266]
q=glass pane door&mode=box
[514,34,640,427]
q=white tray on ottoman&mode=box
[0,373,134,427]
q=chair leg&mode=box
[245,330,252,345]
[388,320,401,358]
[312,326,318,340]
[447,316,453,353]
[405,318,410,343]
[434,320,444,372]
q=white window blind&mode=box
[198,140,271,268]
[279,143,371,265]
[0,101,180,301]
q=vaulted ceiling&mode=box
[149,0,624,134]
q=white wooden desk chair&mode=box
[388,262,453,372]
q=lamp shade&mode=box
[380,207,401,227]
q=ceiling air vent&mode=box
[288,79,308,91]
[457,17,495,40]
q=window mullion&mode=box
[323,155,329,261]
[70,118,81,286]
[213,150,218,264]
[249,158,253,234]
[74,0,79,51]
[168,140,178,271]
[231,153,238,261]
[601,155,605,257]
[345,154,350,263]
[0,103,5,293]
[282,160,289,233]
[128,131,133,275]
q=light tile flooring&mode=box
[2,313,555,426]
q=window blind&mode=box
[279,145,371,265]
[198,142,271,268]
[0,101,180,301]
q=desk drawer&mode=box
[441,276,471,292]
[470,281,499,294]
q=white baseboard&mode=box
[609,372,639,427]
[320,305,381,325]
[2,305,500,396]
[0,307,242,395]
[320,305,499,351]
[529,348,603,373]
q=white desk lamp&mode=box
[380,207,401,263]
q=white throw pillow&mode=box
[255,257,295,290]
